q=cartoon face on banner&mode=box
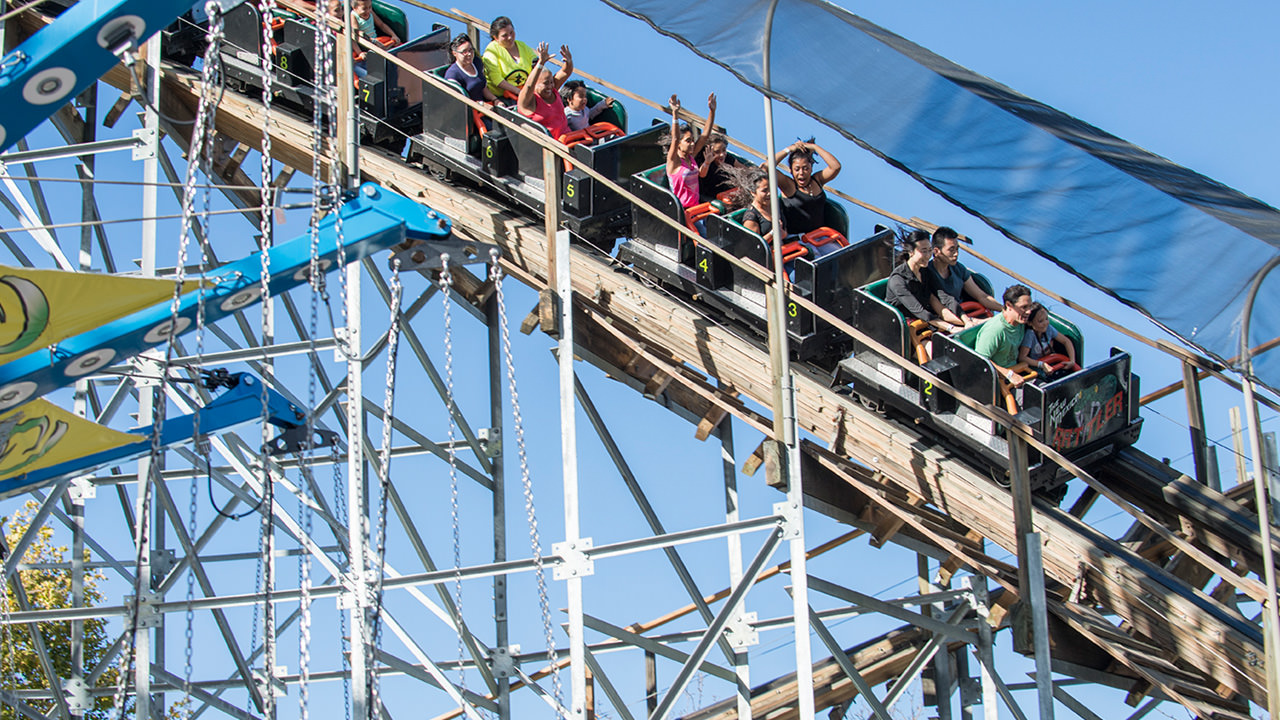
[0,399,136,488]
[0,408,68,477]
[0,266,205,368]
[0,275,50,356]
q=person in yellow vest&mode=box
[481,15,536,100]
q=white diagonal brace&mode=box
[650,527,782,720]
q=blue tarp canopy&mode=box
[600,0,1280,391]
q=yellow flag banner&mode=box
[0,399,137,481]
[0,266,202,365]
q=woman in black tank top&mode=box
[740,169,785,239]
[771,139,842,235]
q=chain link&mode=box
[368,258,403,720]
[183,4,222,708]
[489,254,564,711]
[111,3,227,717]
[331,440,353,720]
[254,0,282,713]
[296,14,334,708]
[439,256,468,702]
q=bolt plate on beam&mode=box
[553,538,594,580]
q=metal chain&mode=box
[308,0,337,312]
[489,253,564,710]
[255,0,281,714]
[332,441,352,720]
[296,27,333,710]
[112,4,226,717]
[184,4,223,709]
[368,258,403,720]
[439,256,467,699]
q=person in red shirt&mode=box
[517,42,574,141]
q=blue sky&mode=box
[3,1,1278,718]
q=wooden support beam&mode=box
[693,405,727,442]
[102,91,134,128]
[743,440,766,477]
[868,494,923,549]
[520,303,541,335]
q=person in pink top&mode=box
[517,42,574,141]
[665,93,717,212]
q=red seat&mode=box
[683,201,719,235]
[781,241,808,263]
[801,226,849,249]
[1038,353,1080,374]
[960,301,992,320]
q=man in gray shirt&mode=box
[925,226,1002,328]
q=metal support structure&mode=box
[0,8,1271,720]
[719,413,751,720]
[800,601,892,720]
[972,563,999,720]
[759,6,813,718]
[919,556,952,720]
[346,261,371,720]
[0,134,144,165]
[1024,535,1054,720]
[555,226,588,720]
[1007,437,1053,719]
[1239,253,1280,720]
[486,274,511,720]
[650,528,782,720]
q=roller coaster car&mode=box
[356,24,449,150]
[219,1,444,149]
[219,3,280,97]
[162,11,208,67]
[620,170,893,363]
[412,76,642,245]
[836,285,1142,493]
[412,89,551,216]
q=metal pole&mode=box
[487,278,511,720]
[972,566,999,720]
[1239,253,1280,719]
[334,3,369,715]
[918,556,952,720]
[1024,534,1054,720]
[557,227,586,720]
[1007,436,1052,718]
[720,414,751,720]
[761,3,812,716]
[70,81,97,720]
[347,264,370,720]
[341,0,359,188]
[131,30,164,720]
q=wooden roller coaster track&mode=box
[50,14,1275,716]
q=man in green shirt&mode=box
[975,284,1034,387]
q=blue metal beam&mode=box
[0,372,302,499]
[0,183,469,410]
[0,0,194,152]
